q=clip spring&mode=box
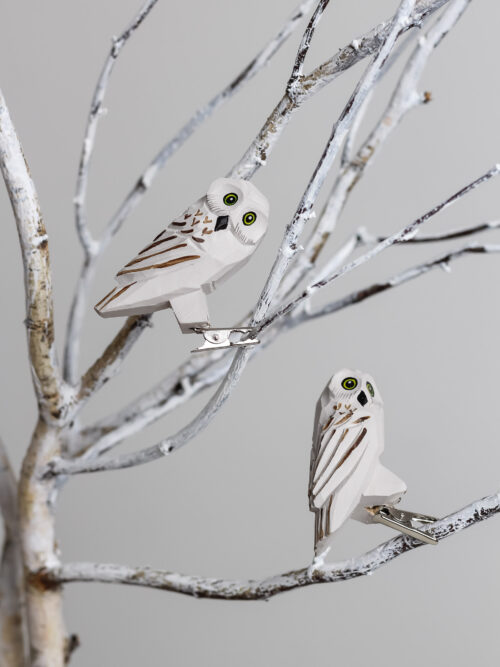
[191,327,260,353]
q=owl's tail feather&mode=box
[94,281,169,318]
[314,502,332,550]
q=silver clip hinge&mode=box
[367,505,439,546]
[191,327,260,353]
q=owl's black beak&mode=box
[215,215,229,232]
[357,390,368,407]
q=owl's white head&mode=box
[206,177,269,246]
[326,368,383,411]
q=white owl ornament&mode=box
[95,177,269,352]
[309,369,438,553]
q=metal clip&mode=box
[366,505,438,545]
[191,327,260,353]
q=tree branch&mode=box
[261,165,500,332]
[65,0,160,385]
[42,493,500,600]
[302,242,500,321]
[230,0,451,180]
[278,0,471,299]
[287,0,332,97]
[73,0,160,258]
[0,88,67,424]
[0,438,26,667]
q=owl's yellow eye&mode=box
[366,381,375,397]
[341,377,357,390]
[242,211,256,226]
[223,193,238,206]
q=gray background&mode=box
[1,1,499,665]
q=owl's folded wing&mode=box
[309,413,371,510]
[115,228,206,286]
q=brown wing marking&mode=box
[193,237,205,243]
[184,213,191,220]
[171,221,186,227]
[312,428,348,482]
[97,282,137,310]
[312,428,368,501]
[139,235,176,255]
[124,243,188,267]
[153,230,165,241]
[117,255,201,276]
[181,229,194,234]
[95,287,117,309]
[202,227,213,235]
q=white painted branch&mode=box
[45,1,417,477]
[278,0,471,299]
[261,166,500,332]
[73,0,160,258]
[302,242,500,322]
[230,0,450,180]
[0,88,68,424]
[0,438,25,667]
[63,0,316,385]
[65,0,160,384]
[43,493,500,599]
[287,0,332,98]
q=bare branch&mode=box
[230,0,451,180]
[279,0,471,298]
[63,0,316,385]
[0,438,26,667]
[303,242,500,321]
[379,219,500,244]
[287,0,332,97]
[74,0,160,258]
[42,493,500,599]
[64,0,160,384]
[45,0,417,477]
[76,315,151,407]
[0,88,67,423]
[261,166,500,332]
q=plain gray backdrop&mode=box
[1,1,499,665]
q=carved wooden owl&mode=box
[95,177,269,333]
[309,368,407,551]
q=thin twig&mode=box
[302,242,500,321]
[41,493,500,599]
[279,0,471,299]
[230,0,451,180]
[65,0,160,385]
[76,315,151,407]
[74,0,160,258]
[287,0,332,97]
[261,165,500,332]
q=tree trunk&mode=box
[19,421,66,667]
